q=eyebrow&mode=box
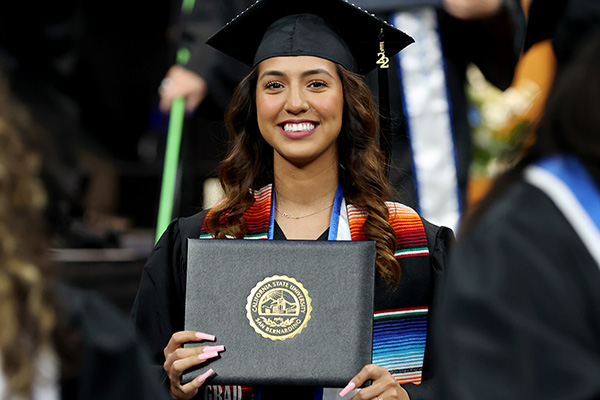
[258,68,335,81]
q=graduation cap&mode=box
[206,0,415,171]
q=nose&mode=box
[284,84,308,115]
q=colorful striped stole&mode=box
[199,185,273,239]
[348,201,430,385]
[373,307,429,385]
[200,185,431,386]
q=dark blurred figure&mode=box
[354,0,525,232]
[0,1,91,246]
[78,1,172,161]
[0,75,168,399]
[434,26,600,400]
[526,0,600,67]
[0,0,173,244]
[158,0,251,215]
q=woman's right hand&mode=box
[163,331,224,400]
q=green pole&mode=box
[181,0,195,13]
[155,97,185,243]
[155,0,196,243]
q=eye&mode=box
[265,81,284,90]
[308,80,328,89]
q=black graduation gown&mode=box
[526,0,600,65]
[130,210,453,399]
[55,284,169,400]
[434,181,600,399]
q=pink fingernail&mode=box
[203,345,225,353]
[195,332,216,341]
[339,381,356,397]
[197,368,214,384]
[198,351,219,361]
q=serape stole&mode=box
[347,202,430,385]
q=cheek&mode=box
[256,95,281,128]
[325,94,344,125]
[256,92,281,115]
[256,95,278,146]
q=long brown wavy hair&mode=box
[0,79,57,397]
[206,63,401,283]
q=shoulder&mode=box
[174,210,209,239]
[385,201,455,250]
[143,210,209,280]
[453,180,596,285]
[153,210,209,252]
[461,181,570,250]
[384,201,422,231]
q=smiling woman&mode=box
[130,1,455,399]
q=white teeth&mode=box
[283,122,315,132]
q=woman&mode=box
[0,76,167,399]
[131,1,453,399]
[434,33,600,399]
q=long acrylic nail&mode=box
[195,332,216,341]
[339,381,356,397]
[198,351,219,361]
[203,345,225,353]
[197,368,214,384]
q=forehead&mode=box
[257,56,340,77]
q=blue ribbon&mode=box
[535,154,600,233]
[328,182,344,241]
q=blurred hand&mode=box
[159,65,208,113]
[443,0,503,20]
[163,331,224,400]
[339,364,409,400]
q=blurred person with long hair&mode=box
[0,76,168,399]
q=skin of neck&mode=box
[272,148,339,213]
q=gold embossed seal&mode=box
[246,275,312,341]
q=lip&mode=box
[278,120,318,139]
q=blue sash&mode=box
[525,154,600,268]
[392,8,461,231]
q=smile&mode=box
[279,121,318,139]
[282,122,315,132]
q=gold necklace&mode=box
[274,203,334,219]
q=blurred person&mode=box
[0,1,92,246]
[1,0,173,237]
[353,0,525,231]
[0,76,168,399]
[434,31,600,399]
[158,0,250,115]
[157,0,252,213]
[525,0,600,67]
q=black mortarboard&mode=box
[206,0,414,75]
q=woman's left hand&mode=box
[340,364,410,400]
